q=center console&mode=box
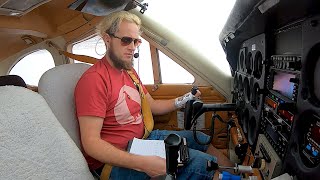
[261,56,301,159]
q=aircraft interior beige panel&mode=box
[63,16,103,43]
[57,14,89,33]
[145,85,226,102]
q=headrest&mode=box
[0,75,27,87]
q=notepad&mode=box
[128,138,166,159]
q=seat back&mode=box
[0,75,27,87]
[0,86,93,179]
[38,63,91,149]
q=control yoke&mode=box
[184,100,237,130]
[184,100,237,145]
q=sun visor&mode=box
[68,0,145,16]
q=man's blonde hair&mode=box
[96,11,141,37]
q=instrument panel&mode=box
[261,66,300,160]
[232,15,320,180]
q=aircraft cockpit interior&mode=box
[0,0,319,180]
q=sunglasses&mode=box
[110,34,142,47]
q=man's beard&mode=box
[108,46,133,70]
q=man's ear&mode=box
[102,33,111,44]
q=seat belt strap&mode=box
[127,70,154,139]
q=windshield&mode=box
[142,0,236,76]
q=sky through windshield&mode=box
[142,0,236,76]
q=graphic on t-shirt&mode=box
[114,85,142,125]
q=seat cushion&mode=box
[0,86,93,179]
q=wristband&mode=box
[174,92,196,109]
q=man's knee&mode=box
[176,149,216,179]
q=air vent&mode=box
[0,0,50,16]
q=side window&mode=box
[9,49,55,86]
[133,38,154,84]
[158,51,195,84]
[72,35,154,84]
[72,35,106,63]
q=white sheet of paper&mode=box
[129,138,166,159]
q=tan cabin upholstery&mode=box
[0,86,94,179]
[38,63,91,149]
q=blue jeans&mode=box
[109,130,217,180]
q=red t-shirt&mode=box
[74,57,147,170]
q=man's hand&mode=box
[174,90,201,109]
[140,156,166,177]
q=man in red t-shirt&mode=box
[75,11,232,180]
